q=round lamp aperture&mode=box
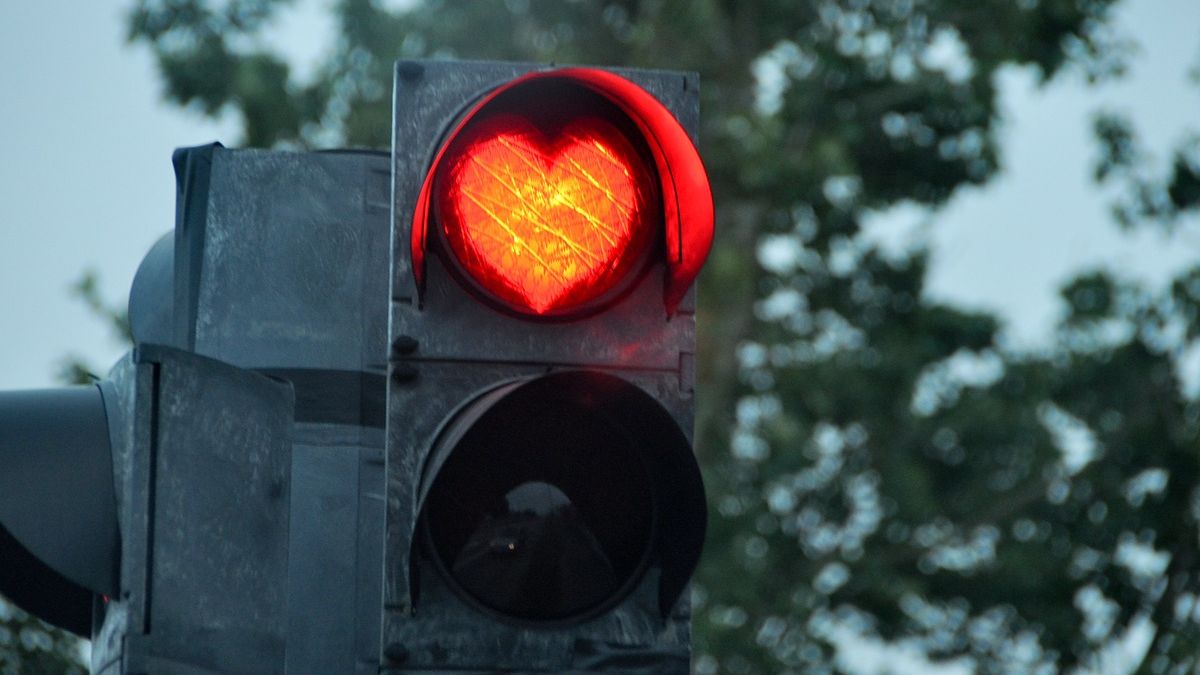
[435,109,657,317]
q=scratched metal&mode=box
[93,346,294,675]
[192,148,392,373]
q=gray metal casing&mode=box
[95,147,393,674]
[182,147,394,673]
[92,346,293,675]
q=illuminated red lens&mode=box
[436,113,656,316]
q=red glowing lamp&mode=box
[436,113,657,316]
[412,68,713,316]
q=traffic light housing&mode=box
[0,59,710,674]
[383,61,710,671]
[0,385,118,636]
[3,144,394,674]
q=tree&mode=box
[0,599,87,675]
[10,0,1196,672]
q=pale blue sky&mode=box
[0,0,1197,393]
[908,0,1200,346]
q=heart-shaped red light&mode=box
[436,114,656,316]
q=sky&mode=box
[0,0,1197,399]
[904,0,1200,347]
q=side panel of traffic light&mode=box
[89,346,293,675]
[90,145,394,674]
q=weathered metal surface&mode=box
[101,346,294,675]
[190,147,392,373]
[284,424,386,675]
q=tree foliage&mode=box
[0,598,86,675]
[9,0,1199,673]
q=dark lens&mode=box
[422,376,655,622]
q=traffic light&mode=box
[382,61,711,671]
[0,59,710,674]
